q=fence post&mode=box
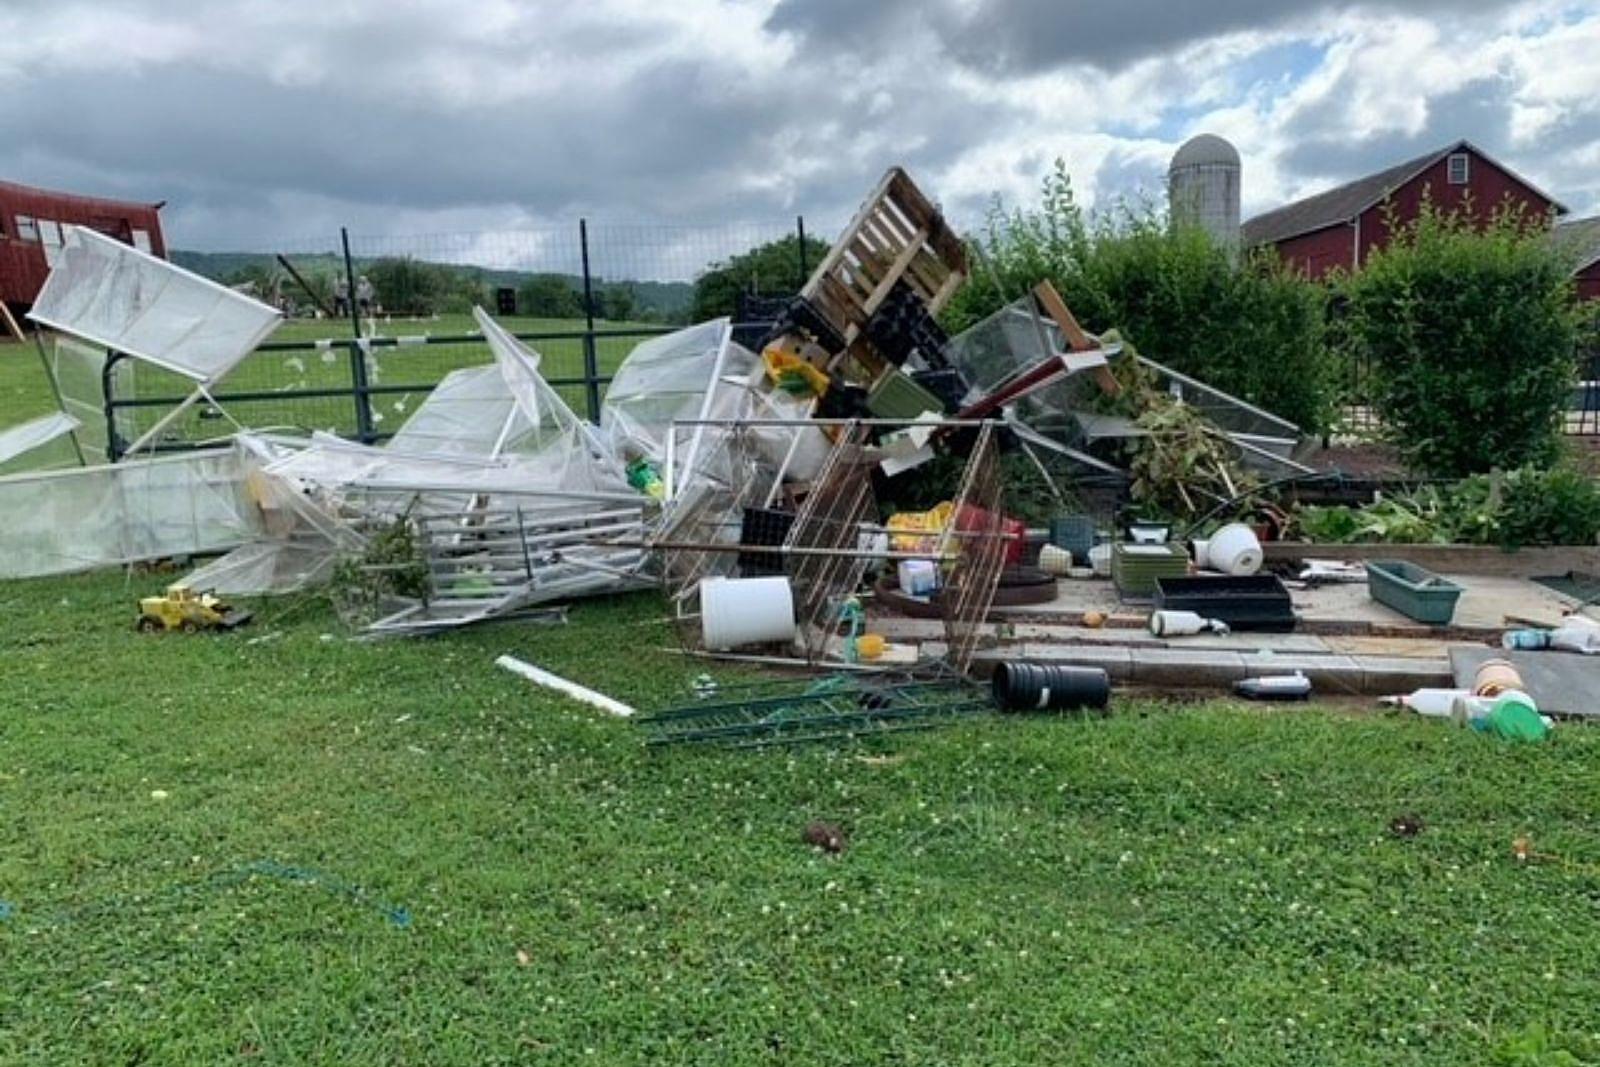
[796,215,809,284]
[341,227,375,443]
[102,351,126,463]
[578,218,602,423]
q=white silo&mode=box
[1168,134,1241,254]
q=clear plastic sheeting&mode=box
[0,448,259,579]
[602,319,750,487]
[0,412,81,475]
[27,226,281,383]
[388,308,627,497]
[48,334,133,463]
[181,539,342,597]
[942,294,1307,472]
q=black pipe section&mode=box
[990,663,1111,714]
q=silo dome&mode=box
[1168,133,1242,254]
[1169,134,1241,172]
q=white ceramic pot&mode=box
[1204,523,1263,576]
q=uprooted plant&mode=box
[1099,334,1257,520]
[327,510,431,626]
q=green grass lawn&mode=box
[0,312,659,445]
[2,571,1599,1064]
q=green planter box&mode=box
[1367,559,1463,625]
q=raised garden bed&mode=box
[1264,542,1600,579]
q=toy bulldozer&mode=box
[136,584,253,634]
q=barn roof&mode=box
[1555,215,1600,274]
[0,178,163,213]
[1241,140,1567,248]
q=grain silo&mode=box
[1168,134,1241,254]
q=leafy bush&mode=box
[690,234,830,321]
[517,274,584,318]
[945,162,1334,433]
[1295,464,1600,548]
[1340,202,1581,476]
[366,257,487,316]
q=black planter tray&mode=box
[1153,574,1296,632]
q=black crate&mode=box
[738,507,795,577]
[1154,575,1296,632]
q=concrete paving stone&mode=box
[1358,655,1455,694]
[1129,649,1249,687]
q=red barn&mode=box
[1,179,167,315]
[1558,216,1600,303]
[1241,140,1566,279]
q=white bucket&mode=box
[1149,610,1207,636]
[700,576,796,650]
[1088,544,1113,577]
[1205,523,1263,576]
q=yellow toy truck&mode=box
[136,585,253,633]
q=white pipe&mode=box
[494,654,636,718]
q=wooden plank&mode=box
[800,168,900,299]
[1032,280,1092,350]
[0,301,26,345]
[863,226,930,316]
[928,270,965,315]
[902,249,948,299]
[1033,279,1118,395]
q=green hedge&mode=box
[1340,202,1581,476]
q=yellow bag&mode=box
[762,343,830,398]
[887,501,954,554]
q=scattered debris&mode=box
[802,821,848,854]
[1233,673,1312,701]
[638,674,988,748]
[495,654,636,719]
[1388,813,1425,838]
[990,662,1111,713]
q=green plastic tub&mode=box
[1367,559,1463,625]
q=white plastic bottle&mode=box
[1384,688,1471,718]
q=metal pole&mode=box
[102,351,125,463]
[31,331,87,466]
[341,227,375,443]
[579,218,601,423]
[796,215,809,284]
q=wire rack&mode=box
[781,422,877,663]
[939,423,1008,676]
[638,673,991,748]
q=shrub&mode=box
[1340,202,1581,476]
[690,234,830,321]
[1294,463,1600,549]
[945,162,1334,433]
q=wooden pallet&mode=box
[800,167,967,374]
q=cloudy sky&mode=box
[2,0,1597,275]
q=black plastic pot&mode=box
[990,662,1111,714]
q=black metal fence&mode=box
[103,217,825,459]
[1334,342,1600,440]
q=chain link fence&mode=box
[102,217,833,458]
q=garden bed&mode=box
[1265,541,1600,579]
